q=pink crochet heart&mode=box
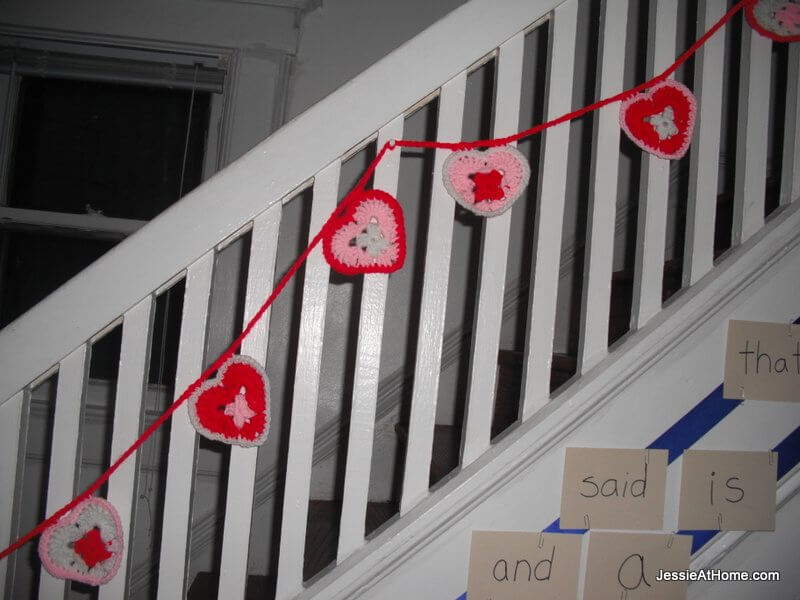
[38,498,124,586]
[619,80,696,160]
[746,0,800,42]
[442,146,530,216]
[323,189,406,275]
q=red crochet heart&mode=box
[619,80,696,160]
[323,189,406,276]
[746,0,800,43]
[188,356,270,447]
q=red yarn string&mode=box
[0,205,344,562]
[0,0,749,563]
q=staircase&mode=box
[1,0,800,599]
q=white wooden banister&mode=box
[0,0,796,597]
[577,0,628,373]
[520,0,578,418]
[0,391,26,594]
[780,44,800,207]
[101,296,154,600]
[630,0,678,331]
[732,24,771,245]
[157,252,214,599]
[461,31,525,467]
[218,203,282,598]
[337,116,403,562]
[400,72,466,516]
[684,0,727,287]
[275,162,339,600]
[38,345,89,599]
[0,0,564,409]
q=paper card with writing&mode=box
[724,320,800,402]
[584,532,691,600]
[678,449,777,531]
[467,531,582,600]
[560,448,668,529]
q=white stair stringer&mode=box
[299,200,800,600]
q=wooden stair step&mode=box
[303,500,396,581]
[187,501,397,597]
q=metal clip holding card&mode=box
[537,532,545,549]
[584,514,591,529]
[666,534,674,549]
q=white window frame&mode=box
[0,26,235,239]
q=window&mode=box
[0,53,219,329]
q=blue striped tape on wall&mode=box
[456,317,800,600]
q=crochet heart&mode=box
[442,146,530,217]
[746,0,800,42]
[38,498,124,586]
[323,189,406,275]
[619,80,697,160]
[188,355,270,447]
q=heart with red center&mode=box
[323,189,406,276]
[38,498,124,586]
[619,80,697,160]
[188,355,270,447]
[746,0,800,42]
[442,146,530,217]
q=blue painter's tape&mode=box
[648,385,741,463]
[457,316,800,598]
[775,426,800,479]
[541,384,743,536]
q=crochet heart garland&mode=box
[746,0,800,42]
[38,498,124,586]
[442,146,530,217]
[187,355,270,447]
[619,80,697,160]
[323,189,406,275]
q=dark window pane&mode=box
[8,77,210,220]
[0,230,116,326]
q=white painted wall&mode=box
[286,0,468,119]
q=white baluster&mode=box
[684,0,727,286]
[218,203,282,599]
[101,297,155,600]
[337,116,403,561]
[461,32,525,467]
[780,44,800,206]
[400,71,466,515]
[39,345,89,600]
[630,0,678,330]
[275,161,340,600]
[520,0,578,419]
[577,0,628,373]
[0,391,27,597]
[732,24,771,245]
[157,252,214,599]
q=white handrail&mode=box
[0,0,564,406]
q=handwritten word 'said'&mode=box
[467,531,582,600]
[560,448,668,529]
[584,532,692,600]
[678,450,777,531]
